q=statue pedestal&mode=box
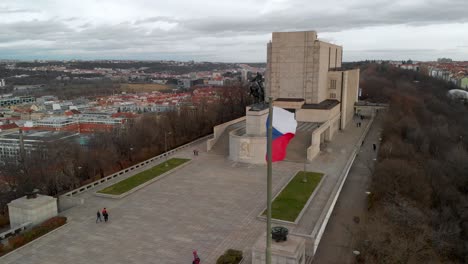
[251,232,306,264]
[246,106,269,136]
[228,106,269,164]
[8,195,58,228]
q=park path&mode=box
[312,113,382,264]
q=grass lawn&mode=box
[264,171,323,222]
[98,158,190,195]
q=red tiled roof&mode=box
[0,123,18,130]
[111,112,138,118]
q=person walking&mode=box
[96,210,102,223]
[102,208,109,222]
[373,143,377,151]
[192,250,200,264]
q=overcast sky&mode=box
[1,0,467,62]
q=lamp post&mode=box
[165,132,172,167]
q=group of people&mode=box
[193,149,199,156]
[96,208,109,223]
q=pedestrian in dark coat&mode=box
[102,208,109,222]
[373,143,377,151]
[96,210,102,223]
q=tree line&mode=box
[0,85,251,217]
[357,63,468,263]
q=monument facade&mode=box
[229,30,360,163]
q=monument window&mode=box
[330,93,336,99]
[330,79,337,89]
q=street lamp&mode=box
[165,132,172,167]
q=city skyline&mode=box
[1,0,468,62]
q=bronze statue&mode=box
[249,72,265,104]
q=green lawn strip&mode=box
[98,158,190,195]
[264,171,323,222]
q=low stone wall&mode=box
[62,134,212,198]
[0,222,30,241]
[57,195,84,212]
[307,112,341,160]
[207,116,246,151]
[309,114,375,256]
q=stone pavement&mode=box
[1,140,302,264]
[312,114,383,264]
[1,117,372,264]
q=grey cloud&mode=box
[0,7,39,14]
[134,16,180,25]
[179,0,468,34]
[1,0,468,61]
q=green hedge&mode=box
[216,249,243,264]
[0,216,67,256]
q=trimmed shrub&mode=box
[216,249,243,264]
[1,216,67,257]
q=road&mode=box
[312,113,382,264]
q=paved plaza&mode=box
[1,118,371,264]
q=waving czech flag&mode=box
[267,106,297,162]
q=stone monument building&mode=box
[214,30,360,163]
[266,31,359,130]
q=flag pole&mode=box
[266,97,273,264]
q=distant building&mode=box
[460,76,468,89]
[437,58,453,63]
[23,113,126,134]
[0,96,35,107]
[241,69,249,82]
[0,130,80,162]
[0,79,5,87]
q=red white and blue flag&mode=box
[267,106,297,162]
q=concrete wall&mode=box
[207,116,246,151]
[266,31,344,105]
[252,233,306,264]
[8,195,58,228]
[307,113,340,160]
[327,71,343,100]
[58,195,84,212]
[266,42,272,99]
[316,42,343,103]
[273,100,304,110]
[267,31,317,101]
[343,69,360,129]
[229,129,267,164]
[246,108,269,136]
[295,104,340,123]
